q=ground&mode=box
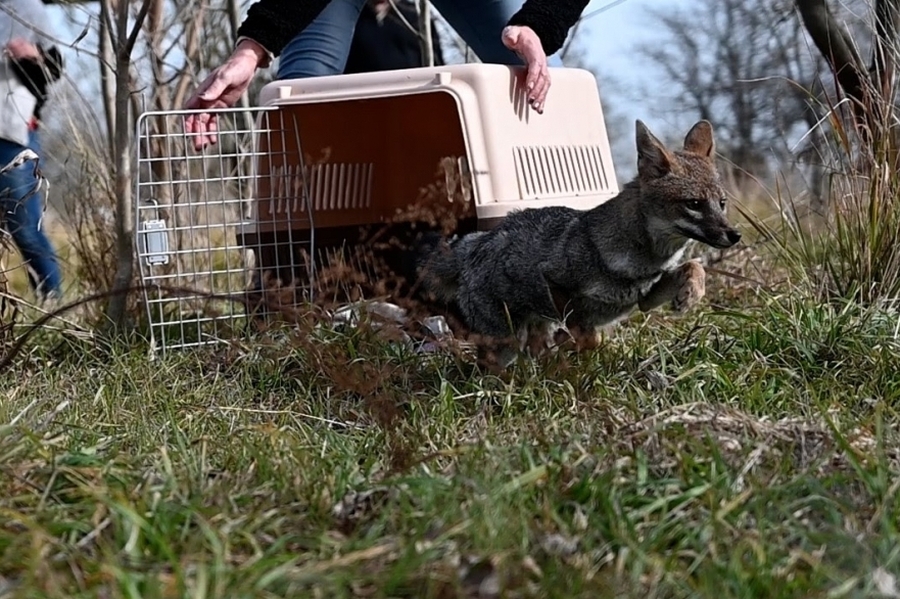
[2,246,900,598]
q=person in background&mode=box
[0,0,64,302]
[343,0,445,74]
[184,0,591,148]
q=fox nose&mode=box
[726,229,742,245]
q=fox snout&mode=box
[673,200,742,249]
[688,220,741,249]
[710,226,742,249]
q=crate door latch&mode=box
[140,199,170,266]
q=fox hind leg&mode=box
[459,271,563,369]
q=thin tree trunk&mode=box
[227,0,255,145]
[104,0,154,330]
[417,0,434,67]
[794,0,900,131]
[795,0,869,124]
[226,0,258,225]
[796,0,900,167]
[98,1,116,156]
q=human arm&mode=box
[184,0,590,148]
[231,0,589,60]
[507,0,590,57]
[183,38,271,149]
[502,0,590,113]
[183,0,332,149]
[235,0,331,60]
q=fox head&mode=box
[634,119,741,250]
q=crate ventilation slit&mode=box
[514,145,610,198]
[267,162,374,214]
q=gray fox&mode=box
[415,119,742,364]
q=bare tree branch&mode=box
[98,1,117,155]
[634,0,856,203]
[417,0,434,67]
[869,0,900,102]
[795,0,870,122]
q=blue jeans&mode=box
[277,0,563,79]
[0,131,62,299]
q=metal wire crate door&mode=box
[135,107,316,352]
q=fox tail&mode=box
[414,231,463,304]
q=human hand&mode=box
[501,25,549,114]
[183,39,268,150]
[5,38,41,61]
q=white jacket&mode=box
[0,0,52,146]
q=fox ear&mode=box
[635,120,673,179]
[683,120,716,157]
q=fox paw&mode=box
[566,325,604,351]
[672,261,706,313]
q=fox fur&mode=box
[416,119,742,364]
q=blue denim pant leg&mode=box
[0,132,62,298]
[276,0,562,80]
[277,0,368,79]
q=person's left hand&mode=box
[5,38,41,61]
[501,25,549,113]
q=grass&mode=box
[5,11,900,594]
[3,154,899,597]
[3,271,900,598]
[3,91,899,597]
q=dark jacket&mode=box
[238,0,589,62]
[344,1,445,74]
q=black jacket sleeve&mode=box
[236,0,589,59]
[236,0,331,58]
[10,45,64,120]
[506,0,590,56]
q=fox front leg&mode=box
[638,260,706,313]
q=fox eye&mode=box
[686,200,705,211]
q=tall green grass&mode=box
[744,91,900,306]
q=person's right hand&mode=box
[501,25,549,114]
[183,39,269,150]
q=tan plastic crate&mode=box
[239,63,620,291]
